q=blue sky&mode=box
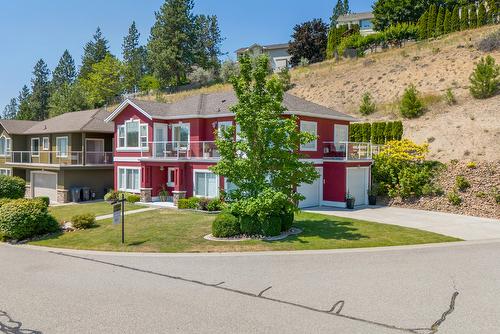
[0,0,373,110]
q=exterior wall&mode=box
[62,168,114,199]
[323,161,372,203]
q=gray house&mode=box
[235,43,291,72]
[337,12,375,36]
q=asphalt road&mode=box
[1,241,499,334]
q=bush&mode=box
[177,198,191,209]
[445,88,457,105]
[0,175,26,199]
[0,198,59,240]
[400,84,424,118]
[455,176,471,192]
[239,215,261,235]
[477,29,500,52]
[188,66,215,85]
[207,198,223,212]
[277,68,292,90]
[359,92,376,115]
[469,55,499,99]
[261,215,282,237]
[138,75,160,93]
[71,213,96,229]
[104,190,118,202]
[178,197,201,209]
[35,196,50,208]
[281,211,294,231]
[212,212,240,238]
[125,193,140,203]
[0,198,12,208]
[447,191,462,206]
[220,59,240,83]
[466,161,477,169]
[197,197,211,211]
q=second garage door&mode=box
[346,167,369,206]
[298,168,322,208]
[32,172,57,203]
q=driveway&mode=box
[306,206,500,241]
[1,241,500,333]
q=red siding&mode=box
[323,161,372,202]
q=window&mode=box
[194,170,218,198]
[118,125,125,147]
[300,121,317,151]
[42,137,49,150]
[360,19,373,30]
[126,121,139,147]
[167,167,175,187]
[31,138,40,157]
[118,167,140,193]
[117,120,148,149]
[56,137,68,158]
[0,137,5,156]
[0,168,11,176]
[140,124,148,148]
[172,123,190,149]
[217,121,232,138]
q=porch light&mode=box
[160,166,164,171]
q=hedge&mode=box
[349,121,403,144]
[0,175,26,199]
[212,212,240,237]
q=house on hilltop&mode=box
[235,43,291,72]
[337,12,375,36]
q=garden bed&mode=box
[204,227,302,242]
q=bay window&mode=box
[194,170,218,198]
[117,119,148,150]
[118,167,140,193]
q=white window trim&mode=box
[31,138,40,157]
[300,120,318,151]
[116,119,149,152]
[167,167,175,187]
[0,135,9,157]
[0,168,11,176]
[193,169,219,198]
[117,166,141,193]
[56,136,69,158]
[217,121,233,138]
[171,123,190,149]
[42,137,50,150]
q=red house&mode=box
[104,91,376,208]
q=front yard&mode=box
[48,201,145,223]
[30,209,460,252]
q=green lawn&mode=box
[31,209,460,252]
[49,201,145,223]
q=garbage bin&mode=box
[81,187,91,201]
[70,187,81,202]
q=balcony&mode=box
[323,142,382,160]
[4,151,113,167]
[142,141,220,160]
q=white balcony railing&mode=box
[5,151,113,166]
[143,141,220,160]
[323,141,382,160]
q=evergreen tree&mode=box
[3,98,18,119]
[16,85,32,120]
[122,21,148,93]
[469,4,478,28]
[48,82,89,117]
[451,5,460,31]
[487,0,498,24]
[52,50,76,90]
[30,59,51,121]
[400,84,424,118]
[444,9,452,34]
[460,5,469,30]
[469,55,499,99]
[418,11,429,39]
[80,27,110,79]
[330,0,346,27]
[193,15,223,73]
[359,92,376,115]
[148,0,196,87]
[477,2,487,26]
[436,6,445,36]
[343,0,350,14]
[427,4,437,38]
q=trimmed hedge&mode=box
[281,211,294,232]
[212,212,240,237]
[0,175,26,199]
[261,215,282,237]
[72,213,96,229]
[349,121,403,144]
[240,215,261,235]
[104,190,140,203]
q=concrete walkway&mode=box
[305,205,500,241]
[95,207,157,221]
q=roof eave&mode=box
[104,99,153,122]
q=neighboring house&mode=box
[105,92,377,208]
[0,109,114,203]
[337,12,375,36]
[235,43,291,72]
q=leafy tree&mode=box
[469,55,499,99]
[16,85,32,120]
[288,19,328,66]
[210,54,318,203]
[400,84,424,118]
[80,54,123,107]
[478,2,487,26]
[30,59,51,121]
[3,98,18,119]
[372,0,433,31]
[122,22,148,93]
[52,50,76,90]
[427,4,437,38]
[138,75,161,93]
[469,4,478,28]
[148,0,196,87]
[326,25,349,58]
[444,8,452,33]
[359,92,376,115]
[48,82,89,117]
[460,5,469,30]
[80,27,110,79]
[418,11,429,39]
[220,59,240,83]
[193,15,223,73]
[436,6,445,36]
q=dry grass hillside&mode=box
[290,25,500,162]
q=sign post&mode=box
[112,194,126,244]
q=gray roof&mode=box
[0,120,39,134]
[337,12,374,22]
[235,43,289,54]
[129,92,358,122]
[23,109,114,134]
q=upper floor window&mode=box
[217,121,232,138]
[172,123,190,149]
[0,136,11,156]
[117,119,148,149]
[42,137,50,150]
[300,120,317,151]
[56,137,68,158]
[31,138,40,157]
[360,19,373,30]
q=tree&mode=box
[122,22,148,93]
[427,4,437,38]
[288,19,328,66]
[469,55,499,99]
[487,0,498,24]
[210,54,318,203]
[193,15,223,73]
[469,4,478,28]
[148,0,196,87]
[460,5,469,30]
[477,2,487,26]
[436,6,445,36]
[330,0,348,27]
[372,0,433,31]
[3,98,18,119]
[79,27,110,79]
[80,54,123,107]
[220,59,240,83]
[326,24,349,57]
[52,50,76,90]
[359,92,376,115]
[48,82,89,117]
[444,8,452,33]
[30,59,51,121]
[400,84,424,118]
[418,11,429,39]
[16,85,32,120]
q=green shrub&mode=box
[447,191,462,206]
[124,193,140,203]
[0,198,59,240]
[0,198,12,208]
[0,175,26,199]
[178,197,201,209]
[71,213,96,229]
[177,198,191,209]
[207,198,223,212]
[281,211,294,231]
[197,197,211,210]
[362,123,371,142]
[400,84,424,118]
[35,196,50,208]
[392,121,403,140]
[455,176,471,191]
[466,161,477,169]
[212,212,240,237]
[239,215,261,235]
[469,4,478,28]
[359,92,376,115]
[445,88,457,105]
[422,183,444,196]
[469,55,499,99]
[187,197,201,209]
[261,215,282,237]
[104,190,118,201]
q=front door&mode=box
[86,139,105,164]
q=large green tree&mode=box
[30,59,51,121]
[210,54,318,203]
[3,98,18,119]
[80,54,123,107]
[427,4,437,37]
[444,8,452,33]
[288,19,328,66]
[148,0,195,87]
[469,4,478,27]
[122,21,148,93]
[48,82,89,117]
[372,0,434,31]
[193,15,223,73]
[436,6,445,36]
[52,50,76,90]
[477,2,487,26]
[418,10,429,39]
[330,0,350,27]
[79,27,110,79]
[16,85,32,120]
[459,5,469,30]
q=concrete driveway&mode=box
[306,206,500,241]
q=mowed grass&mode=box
[49,201,145,223]
[31,209,460,253]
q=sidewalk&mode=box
[96,207,157,221]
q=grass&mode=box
[30,209,460,253]
[48,201,145,223]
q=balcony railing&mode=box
[323,141,382,160]
[143,141,220,160]
[5,151,113,166]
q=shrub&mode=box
[397,164,436,198]
[281,211,294,231]
[220,59,240,83]
[359,92,376,115]
[239,215,261,235]
[212,212,240,238]
[477,29,500,52]
[178,197,201,209]
[188,66,215,86]
[138,75,160,93]
[0,175,26,199]
[392,121,404,140]
[124,193,140,203]
[104,190,118,202]
[207,198,223,212]
[469,55,499,99]
[35,196,50,208]
[455,176,471,191]
[447,191,462,206]
[299,57,310,67]
[422,183,444,196]
[71,213,96,229]
[261,215,282,237]
[197,197,211,211]
[0,198,12,208]
[177,198,191,209]
[466,161,477,169]
[277,67,292,90]
[400,84,424,118]
[445,88,457,105]
[0,198,59,240]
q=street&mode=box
[1,241,499,333]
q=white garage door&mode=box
[346,167,368,206]
[298,168,322,208]
[32,172,57,203]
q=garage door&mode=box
[32,172,57,203]
[298,168,322,208]
[346,168,368,206]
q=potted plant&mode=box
[368,183,379,206]
[159,186,169,202]
[345,191,355,209]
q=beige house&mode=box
[235,43,291,72]
[337,12,375,36]
[0,109,114,203]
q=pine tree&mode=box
[343,0,350,14]
[460,6,469,30]
[3,98,18,119]
[148,0,196,87]
[427,4,437,38]
[80,27,110,79]
[359,92,376,115]
[444,9,452,34]
[400,84,424,118]
[469,55,499,99]
[330,0,345,27]
[16,85,32,120]
[436,6,445,36]
[52,50,76,91]
[193,15,223,73]
[487,0,498,24]
[48,82,88,117]
[30,59,51,121]
[451,5,460,32]
[122,21,147,93]
[478,2,487,26]
[469,4,478,28]
[418,11,428,40]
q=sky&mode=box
[0,0,374,110]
